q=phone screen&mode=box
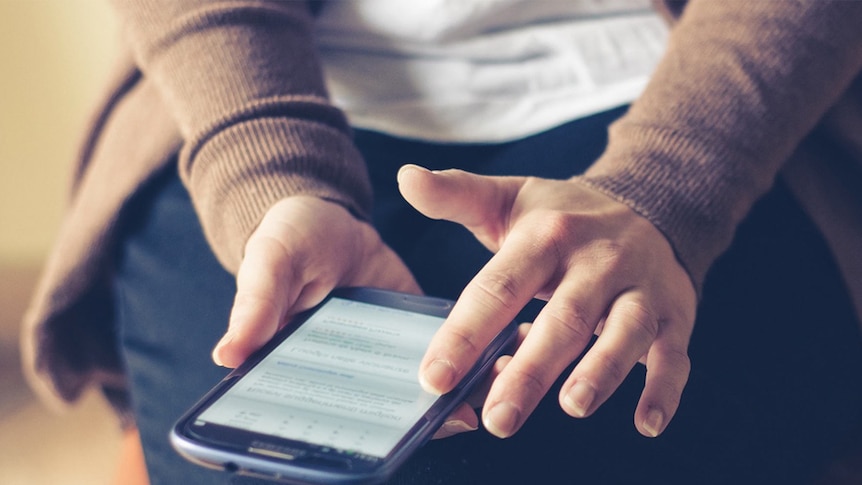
[192,296,444,459]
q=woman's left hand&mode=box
[398,164,697,439]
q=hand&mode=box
[212,196,420,368]
[398,164,697,439]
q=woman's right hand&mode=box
[211,195,421,368]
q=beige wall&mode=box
[0,5,125,484]
[0,0,118,267]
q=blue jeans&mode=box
[114,107,862,484]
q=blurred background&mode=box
[1,1,123,483]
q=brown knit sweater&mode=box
[22,1,862,424]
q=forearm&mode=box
[578,0,862,289]
[111,0,372,272]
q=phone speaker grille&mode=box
[248,446,297,461]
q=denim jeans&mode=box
[113,107,862,484]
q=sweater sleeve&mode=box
[576,0,862,291]
[109,0,372,273]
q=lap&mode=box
[113,109,862,484]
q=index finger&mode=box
[419,231,557,394]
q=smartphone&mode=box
[170,287,518,484]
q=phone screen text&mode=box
[196,297,443,458]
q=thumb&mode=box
[397,164,518,232]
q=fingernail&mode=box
[484,402,521,438]
[642,408,664,438]
[420,359,456,394]
[212,332,234,367]
[564,380,595,417]
[441,419,478,435]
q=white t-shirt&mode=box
[315,0,668,143]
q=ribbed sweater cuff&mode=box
[181,115,372,274]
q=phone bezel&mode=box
[170,287,518,484]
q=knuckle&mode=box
[666,303,697,331]
[541,302,595,347]
[585,239,628,272]
[662,346,692,377]
[590,350,629,384]
[646,347,691,408]
[506,363,552,398]
[470,271,521,312]
[230,291,279,323]
[527,211,577,259]
[651,369,687,409]
[445,325,482,356]
[246,233,297,267]
[233,291,273,307]
[531,211,577,240]
[649,379,683,411]
[615,300,659,341]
